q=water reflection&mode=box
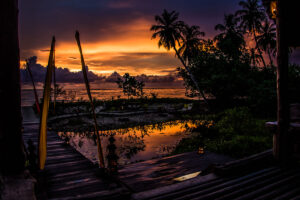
[58,120,199,165]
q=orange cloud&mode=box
[30,18,179,76]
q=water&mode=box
[57,120,200,165]
[21,82,191,106]
[21,82,199,165]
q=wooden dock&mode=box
[132,166,300,200]
[22,122,300,200]
[22,123,130,200]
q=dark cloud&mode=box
[21,57,181,84]
[19,0,240,59]
[21,57,102,83]
[86,52,180,73]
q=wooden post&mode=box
[75,31,105,169]
[274,0,290,163]
[26,60,41,114]
[0,0,25,174]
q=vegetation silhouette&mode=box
[256,20,276,65]
[214,14,245,60]
[150,9,209,105]
[178,24,205,65]
[116,73,145,99]
[235,0,267,67]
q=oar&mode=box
[75,31,105,169]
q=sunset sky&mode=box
[19,0,241,75]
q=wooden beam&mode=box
[274,0,290,163]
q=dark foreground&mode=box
[22,123,300,200]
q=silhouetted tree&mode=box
[249,48,261,66]
[116,73,145,99]
[179,25,205,64]
[257,20,276,65]
[236,0,267,67]
[214,14,246,60]
[150,9,208,105]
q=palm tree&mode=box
[179,25,205,64]
[150,9,208,104]
[249,48,261,66]
[214,14,246,59]
[236,0,267,67]
[257,20,276,65]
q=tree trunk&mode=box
[173,46,209,106]
[267,49,274,66]
[274,0,290,164]
[0,0,25,174]
[253,30,267,67]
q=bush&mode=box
[207,135,272,158]
[216,107,256,136]
[173,107,272,158]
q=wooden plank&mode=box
[49,189,125,200]
[214,169,298,200]
[23,124,127,200]
[255,179,300,200]
[48,171,98,183]
[273,187,300,200]
[234,172,300,200]
[170,168,280,200]
[48,188,125,200]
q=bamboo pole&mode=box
[26,60,41,114]
[75,31,105,168]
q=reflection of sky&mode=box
[19,0,241,75]
[58,120,199,165]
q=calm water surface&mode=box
[58,120,200,165]
[21,82,191,106]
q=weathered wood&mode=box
[171,168,280,200]
[133,166,300,200]
[119,151,233,192]
[22,124,129,199]
[235,173,300,200]
[274,0,291,164]
[273,187,300,200]
[214,149,273,176]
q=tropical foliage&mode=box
[116,73,145,99]
[151,9,208,104]
[150,0,298,116]
[235,0,267,67]
[214,14,245,59]
[256,20,276,65]
[173,107,273,158]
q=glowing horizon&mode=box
[19,0,243,76]
[22,18,180,76]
